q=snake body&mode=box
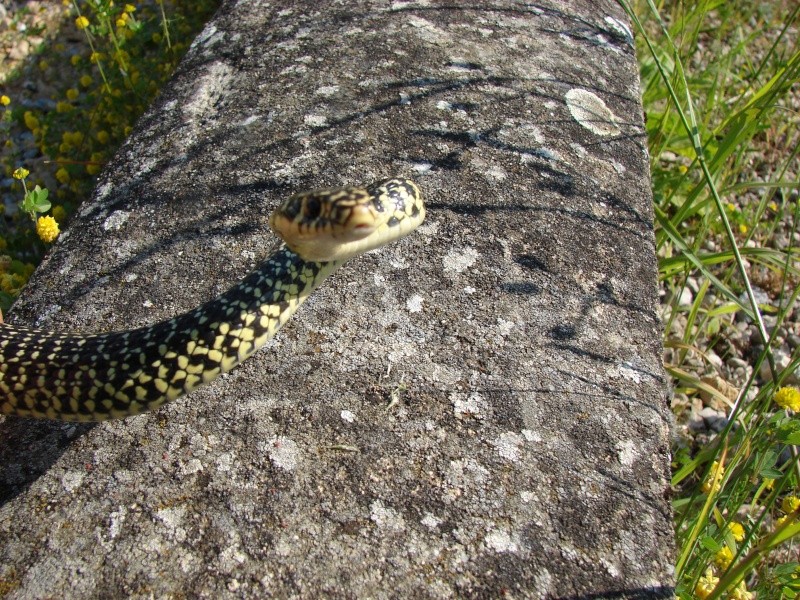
[0,178,424,421]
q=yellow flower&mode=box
[96,130,110,144]
[702,461,725,495]
[75,15,90,30]
[782,496,800,514]
[23,111,40,131]
[695,567,719,599]
[86,152,104,175]
[124,4,136,12]
[1,95,11,106]
[90,52,103,64]
[36,216,60,243]
[80,75,93,88]
[0,237,6,251]
[116,16,128,28]
[12,167,29,180]
[70,55,81,66]
[55,168,70,184]
[38,60,48,71]
[56,101,72,113]
[66,88,79,101]
[739,224,748,235]
[768,201,778,211]
[729,579,753,600]
[774,386,800,411]
[713,546,734,570]
[726,521,745,542]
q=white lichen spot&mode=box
[155,506,187,542]
[436,100,453,110]
[406,15,450,45]
[497,317,514,336]
[614,363,642,383]
[303,114,327,127]
[421,513,442,530]
[452,392,485,420]
[443,247,478,276]
[521,429,541,443]
[61,470,84,493]
[406,294,424,313]
[493,431,525,462]
[412,162,432,174]
[340,409,356,423]
[370,500,405,531]
[239,114,259,127]
[218,544,246,574]
[268,436,300,471]
[485,528,519,553]
[108,506,127,539]
[463,286,476,295]
[565,88,621,136]
[600,556,622,578]
[143,299,153,308]
[180,458,203,476]
[216,452,234,472]
[102,210,130,231]
[616,439,637,466]
[446,458,490,489]
[125,273,138,283]
[484,165,508,182]
[316,85,340,96]
[520,490,535,503]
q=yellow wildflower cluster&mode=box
[0,257,34,295]
[701,460,725,495]
[726,521,745,542]
[116,6,136,29]
[774,386,800,411]
[694,567,719,599]
[36,216,60,244]
[23,111,40,132]
[782,495,800,514]
[713,545,734,570]
[728,579,753,600]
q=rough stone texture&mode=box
[0,1,673,598]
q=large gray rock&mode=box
[0,1,673,597]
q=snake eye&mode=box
[304,197,321,220]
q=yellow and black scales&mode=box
[0,178,424,421]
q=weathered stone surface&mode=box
[1,1,673,598]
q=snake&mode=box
[0,178,424,421]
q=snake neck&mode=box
[0,247,339,421]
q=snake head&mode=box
[270,178,424,263]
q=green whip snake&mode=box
[0,178,424,421]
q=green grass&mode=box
[620,1,800,598]
[0,0,220,313]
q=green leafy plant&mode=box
[619,1,800,598]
